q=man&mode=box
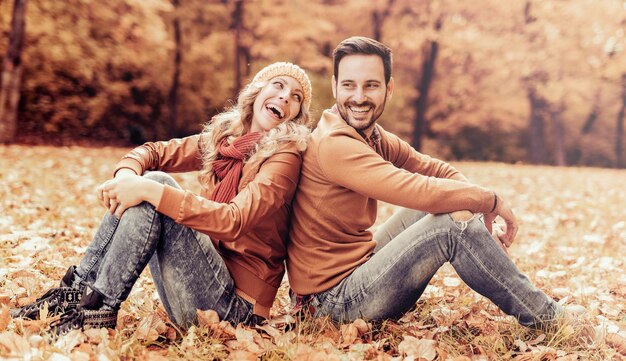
[287,36,560,327]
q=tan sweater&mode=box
[115,134,302,318]
[287,109,495,295]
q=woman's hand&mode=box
[97,174,145,218]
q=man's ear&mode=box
[331,75,337,99]
[387,77,394,100]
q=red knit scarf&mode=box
[210,132,263,203]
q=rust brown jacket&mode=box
[287,109,495,295]
[115,134,302,318]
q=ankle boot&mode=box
[51,285,117,336]
[11,266,83,320]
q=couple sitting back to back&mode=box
[13,37,562,335]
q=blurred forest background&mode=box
[1,0,625,167]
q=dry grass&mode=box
[0,145,624,360]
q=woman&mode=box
[12,62,312,334]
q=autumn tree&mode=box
[0,0,624,167]
[0,0,27,143]
[168,0,182,137]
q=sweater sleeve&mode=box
[317,131,493,214]
[381,129,469,182]
[156,148,302,241]
[114,134,204,176]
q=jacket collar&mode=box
[319,107,382,150]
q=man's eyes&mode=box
[341,83,380,89]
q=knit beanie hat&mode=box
[251,62,312,112]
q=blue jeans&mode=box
[74,171,258,327]
[309,208,560,327]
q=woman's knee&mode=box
[142,171,180,188]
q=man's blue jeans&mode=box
[308,208,560,327]
[73,171,257,327]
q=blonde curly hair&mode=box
[198,77,311,186]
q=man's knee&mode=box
[143,171,178,187]
[450,210,474,222]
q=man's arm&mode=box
[317,132,494,215]
[381,129,469,182]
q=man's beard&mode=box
[336,95,387,131]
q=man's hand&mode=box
[484,194,518,250]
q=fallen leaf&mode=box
[398,335,437,361]
[165,327,177,341]
[226,349,256,360]
[268,313,295,328]
[514,339,528,352]
[54,329,86,352]
[340,323,359,346]
[235,324,255,342]
[443,277,461,287]
[134,314,166,342]
[0,294,10,306]
[527,333,546,345]
[73,343,93,358]
[116,309,136,328]
[293,344,337,361]
[16,296,36,307]
[209,321,236,339]
[0,305,10,331]
[144,350,170,361]
[273,331,296,348]
[84,327,108,344]
[256,323,282,340]
[48,352,71,361]
[27,334,44,348]
[353,318,370,335]
[607,333,626,356]
[556,355,578,361]
[196,309,220,327]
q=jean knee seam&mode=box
[111,204,159,306]
[84,216,119,280]
[330,229,450,307]
[455,234,542,321]
[190,231,231,293]
[448,213,480,233]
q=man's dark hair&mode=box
[333,36,393,84]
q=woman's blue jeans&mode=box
[74,171,257,327]
[309,208,560,327]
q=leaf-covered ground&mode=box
[0,145,624,360]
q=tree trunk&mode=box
[411,17,442,151]
[371,0,396,41]
[581,89,601,134]
[551,101,566,166]
[232,0,244,98]
[168,0,182,137]
[616,74,626,168]
[527,87,548,164]
[0,0,28,143]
